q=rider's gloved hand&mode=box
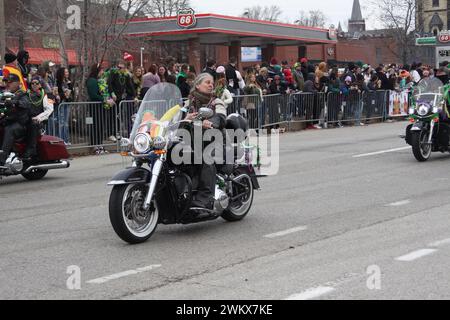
[4,99,13,109]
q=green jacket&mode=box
[87,78,104,102]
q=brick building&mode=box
[305,0,399,66]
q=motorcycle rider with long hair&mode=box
[183,73,227,211]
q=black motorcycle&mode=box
[405,78,450,162]
[108,83,260,244]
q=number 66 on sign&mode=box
[177,8,197,28]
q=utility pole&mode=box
[0,0,6,65]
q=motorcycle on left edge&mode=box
[0,92,71,180]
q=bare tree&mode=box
[75,0,150,99]
[295,10,327,28]
[10,0,81,66]
[242,5,282,22]
[370,0,415,64]
[143,0,191,17]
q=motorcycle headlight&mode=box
[417,104,430,116]
[153,136,167,150]
[133,133,152,154]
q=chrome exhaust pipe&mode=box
[23,161,70,173]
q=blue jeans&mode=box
[46,113,58,137]
[58,104,70,143]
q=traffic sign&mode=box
[415,37,436,46]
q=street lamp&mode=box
[140,47,145,68]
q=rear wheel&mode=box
[109,184,159,244]
[411,130,432,162]
[21,169,48,181]
[222,173,254,222]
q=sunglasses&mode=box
[31,82,41,85]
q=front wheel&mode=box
[109,184,159,244]
[411,130,432,162]
[222,173,254,222]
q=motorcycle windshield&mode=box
[414,78,444,104]
[130,83,184,142]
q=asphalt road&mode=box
[1,121,450,300]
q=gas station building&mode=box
[123,13,339,71]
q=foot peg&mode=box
[185,207,219,223]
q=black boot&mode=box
[0,150,7,166]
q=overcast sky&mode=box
[189,0,379,30]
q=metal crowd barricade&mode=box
[52,101,119,151]
[361,90,389,121]
[261,94,290,128]
[289,92,326,126]
[50,89,398,154]
[326,92,343,125]
[228,94,261,129]
[327,91,363,125]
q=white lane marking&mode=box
[386,199,411,207]
[286,286,335,300]
[353,147,410,158]
[87,265,162,284]
[395,249,437,262]
[264,226,308,239]
[429,238,450,248]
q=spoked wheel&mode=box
[411,130,432,162]
[109,184,159,244]
[222,173,254,222]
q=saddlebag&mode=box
[38,135,70,161]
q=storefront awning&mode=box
[10,47,80,66]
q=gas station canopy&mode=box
[123,14,337,47]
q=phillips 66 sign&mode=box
[438,30,450,43]
[177,8,197,28]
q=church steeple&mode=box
[348,0,366,34]
[351,0,363,21]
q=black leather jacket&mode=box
[3,90,32,126]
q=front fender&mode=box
[107,167,151,186]
[410,122,424,131]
